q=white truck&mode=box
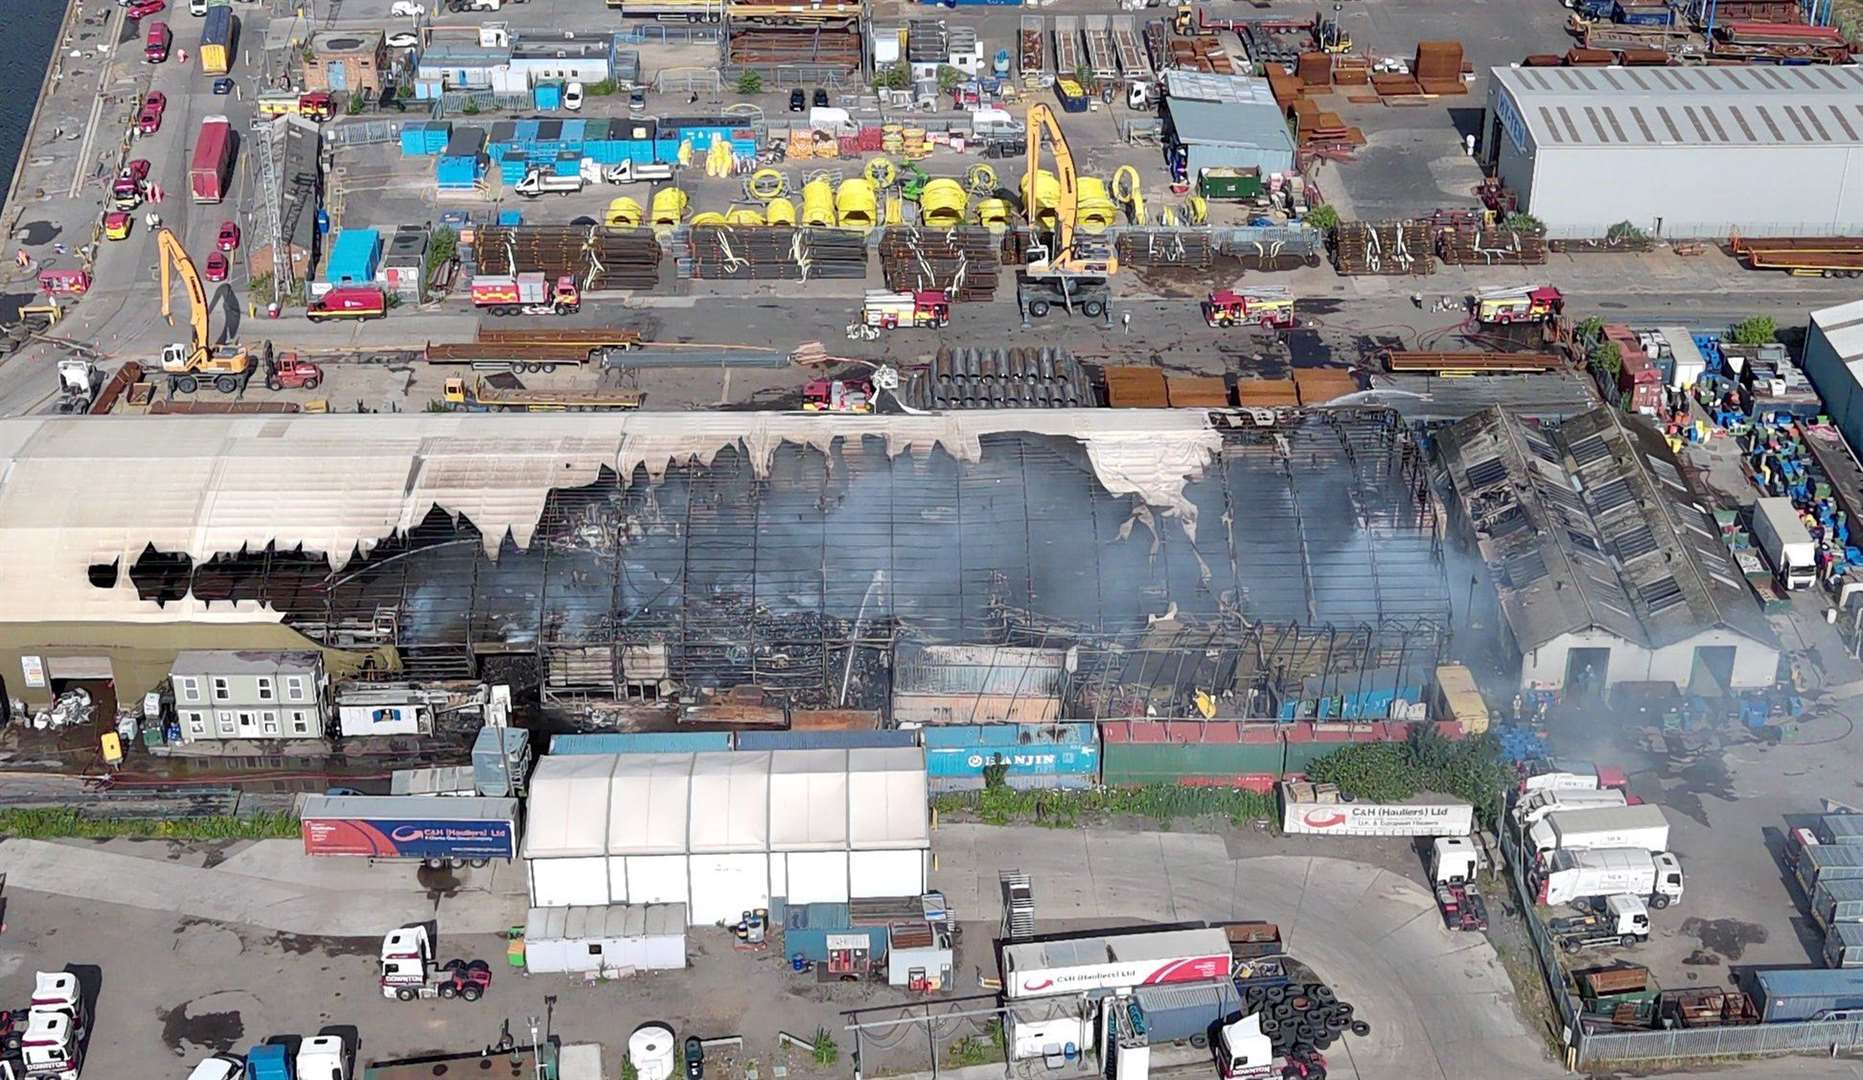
[514,169,585,198]
[1519,761,1627,795]
[1549,894,1651,953]
[1753,496,1817,590]
[296,1034,351,1080]
[2,976,88,1080]
[1527,804,1669,860]
[380,926,493,1002]
[1214,1013,1275,1079]
[1536,847,1684,909]
[604,160,674,184]
[1511,787,1630,829]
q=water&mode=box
[0,1,71,209]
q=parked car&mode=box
[628,87,646,112]
[121,159,151,186]
[103,212,133,241]
[812,87,829,108]
[203,251,229,282]
[788,88,805,112]
[211,77,233,95]
[564,81,584,111]
[217,221,240,251]
[389,0,425,14]
[126,0,165,18]
[185,1055,244,1080]
[136,92,166,134]
[386,31,418,47]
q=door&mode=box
[328,62,348,91]
[1689,646,1736,696]
[1563,648,1611,700]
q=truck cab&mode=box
[1472,285,1563,324]
[245,1044,289,1080]
[296,1034,350,1080]
[1214,1013,1274,1079]
[1204,288,1295,329]
[17,1011,80,1080]
[1430,837,1480,884]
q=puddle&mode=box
[1680,917,1768,962]
[158,992,256,1054]
[268,931,380,958]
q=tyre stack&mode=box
[1239,979,1371,1062]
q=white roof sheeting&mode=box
[528,748,927,859]
[688,751,772,854]
[768,749,851,851]
[523,754,617,859]
[1815,298,1863,363]
[607,754,693,855]
[0,412,1222,627]
[1492,64,1863,150]
[847,747,931,850]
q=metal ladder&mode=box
[999,870,1035,941]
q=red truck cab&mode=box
[144,21,171,63]
[552,275,580,311]
[307,286,389,322]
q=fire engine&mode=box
[1203,288,1296,329]
[1471,285,1563,325]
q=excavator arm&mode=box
[1023,102,1114,277]
[155,227,209,353]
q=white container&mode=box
[629,1024,677,1080]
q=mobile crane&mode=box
[1019,102,1116,325]
[155,227,257,394]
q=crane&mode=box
[155,226,256,394]
[1018,102,1115,324]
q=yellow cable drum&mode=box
[801,178,836,227]
[765,197,797,226]
[604,196,643,229]
[723,207,765,226]
[747,168,787,200]
[918,178,967,229]
[1021,169,1060,229]
[865,157,897,188]
[1112,165,1145,226]
[650,187,689,227]
[689,211,728,226]
[1075,176,1118,234]
[835,177,878,233]
[966,163,997,196]
[974,197,1010,233]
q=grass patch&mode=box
[0,808,300,840]
[933,785,1273,829]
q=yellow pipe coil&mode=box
[605,196,643,229]
[1112,165,1145,227]
[1075,176,1118,234]
[885,194,904,226]
[765,197,797,226]
[650,187,689,226]
[1184,195,1208,225]
[724,207,765,226]
[801,178,836,227]
[835,177,878,233]
[974,197,1010,233]
[705,139,736,178]
[966,163,997,196]
[918,178,968,230]
[747,168,787,200]
[865,157,897,188]
[689,212,728,227]
[1021,169,1060,229]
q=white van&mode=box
[189,0,208,13]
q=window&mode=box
[285,675,308,701]
[176,676,201,703]
[587,944,604,956]
[211,677,230,702]
[186,712,206,737]
[290,710,312,736]
[215,710,236,736]
[237,710,257,734]
[261,711,279,735]
[256,676,275,702]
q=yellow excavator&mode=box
[1019,101,1115,324]
[156,226,257,394]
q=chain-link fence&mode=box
[1498,826,1584,1059]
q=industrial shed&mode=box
[1438,406,1779,694]
[521,904,687,974]
[1803,299,1863,456]
[1162,72,1296,181]
[522,748,930,925]
[1482,65,1863,238]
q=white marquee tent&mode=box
[524,748,931,925]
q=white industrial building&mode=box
[1438,406,1780,695]
[523,748,930,925]
[1482,65,1863,239]
[1803,299,1863,456]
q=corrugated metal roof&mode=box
[1813,298,1863,364]
[1492,64,1863,150]
[1164,71,1277,106]
[1166,97,1295,152]
[524,903,686,941]
[894,644,1067,697]
[301,794,518,820]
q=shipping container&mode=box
[1747,967,1863,1022]
[1001,928,1231,1000]
[522,904,687,974]
[1283,721,1450,775]
[472,724,531,799]
[1100,721,1284,789]
[1801,844,1863,899]
[1814,878,1863,931]
[1827,922,1863,968]
[779,902,888,962]
[923,723,1098,791]
[549,732,732,755]
[1817,814,1863,846]
[188,116,236,203]
[1431,664,1490,734]
[1279,783,1474,837]
[736,730,917,751]
[324,227,382,284]
[199,4,235,74]
[299,794,520,862]
[1128,980,1243,1042]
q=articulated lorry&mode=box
[299,794,520,869]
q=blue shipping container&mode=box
[535,83,563,110]
[736,730,919,751]
[549,732,733,754]
[323,227,381,284]
[553,154,582,177]
[923,723,1098,791]
[780,902,887,962]
[435,154,483,188]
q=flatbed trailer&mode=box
[1020,15,1050,84]
[475,327,643,349]
[1382,350,1562,375]
[1053,16,1082,82]
[1083,15,1118,80]
[1730,233,1863,276]
[1112,16,1150,77]
[425,342,608,372]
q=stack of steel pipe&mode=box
[878,228,999,301]
[1436,224,1546,266]
[475,226,661,290]
[907,346,1089,410]
[1115,230,1213,269]
[727,29,862,71]
[685,226,868,280]
[1332,221,1435,276]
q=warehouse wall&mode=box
[1520,627,1777,691]
[1802,320,1863,457]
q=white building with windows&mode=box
[170,650,329,743]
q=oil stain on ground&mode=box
[158,991,257,1055]
[1681,917,1768,962]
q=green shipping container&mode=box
[1199,167,1264,201]
[1099,722,1285,786]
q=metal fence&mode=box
[323,118,408,148]
[615,24,721,45]
[1500,820,1863,1066]
[1541,221,1854,242]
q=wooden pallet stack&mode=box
[1332,221,1436,275]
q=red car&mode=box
[125,0,165,17]
[121,159,151,186]
[136,92,166,135]
[203,251,229,282]
[216,221,240,251]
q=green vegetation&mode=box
[1501,211,1544,234]
[346,93,366,116]
[934,784,1273,829]
[1305,725,1510,827]
[811,1029,839,1067]
[735,71,764,96]
[426,226,458,277]
[1730,315,1777,346]
[0,809,300,840]
[1605,220,1647,245]
[462,99,481,115]
[585,79,618,96]
[622,1055,640,1080]
[937,65,964,93]
[398,82,415,100]
[946,1023,1005,1067]
[1304,204,1340,232]
[1075,63,1093,88]
[876,63,910,91]
[1595,341,1622,381]
[1575,315,1605,344]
